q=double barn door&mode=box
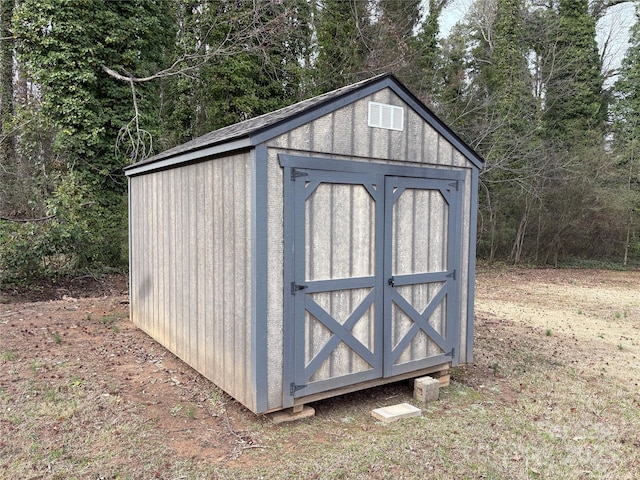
[282,157,464,402]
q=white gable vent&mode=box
[368,102,404,131]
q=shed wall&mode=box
[264,88,476,410]
[129,152,256,411]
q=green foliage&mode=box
[611,6,640,264]
[543,0,605,146]
[372,0,423,82]
[407,0,454,101]
[492,0,535,131]
[158,0,310,147]
[0,172,127,282]
[430,25,470,125]
[14,0,174,178]
[613,7,640,151]
[312,0,373,93]
[1,0,638,285]
[442,0,635,266]
[3,0,172,280]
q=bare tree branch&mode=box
[101,3,298,163]
[1,214,54,223]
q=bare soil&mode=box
[474,267,640,386]
[0,277,262,467]
[1,267,639,479]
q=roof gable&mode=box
[126,74,484,173]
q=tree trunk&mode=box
[510,196,531,265]
[623,209,631,267]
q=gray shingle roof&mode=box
[126,73,484,174]
[128,74,391,169]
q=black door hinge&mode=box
[446,269,457,281]
[290,383,306,396]
[448,347,456,358]
[291,282,308,295]
[291,168,309,181]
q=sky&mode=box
[438,0,637,82]
[596,2,636,79]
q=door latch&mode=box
[387,277,395,287]
[291,282,308,295]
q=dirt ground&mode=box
[474,267,640,386]
[1,267,639,478]
[0,274,266,466]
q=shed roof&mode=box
[125,74,484,175]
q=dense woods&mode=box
[0,0,638,282]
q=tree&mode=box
[401,0,451,100]
[312,0,373,93]
[487,0,540,263]
[456,0,542,262]
[7,0,175,275]
[531,0,612,264]
[443,0,622,264]
[370,0,422,79]
[104,0,312,152]
[165,0,311,140]
[430,24,471,128]
[543,0,605,147]
[15,0,174,183]
[612,6,640,264]
[0,0,16,214]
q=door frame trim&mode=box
[279,154,466,182]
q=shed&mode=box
[125,74,483,414]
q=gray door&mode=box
[288,168,461,399]
[383,176,461,377]
[289,169,384,398]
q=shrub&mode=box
[0,172,127,283]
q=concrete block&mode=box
[430,370,450,387]
[371,403,422,423]
[436,374,450,387]
[414,376,440,403]
[268,405,315,424]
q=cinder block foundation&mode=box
[435,374,450,387]
[414,376,440,403]
[430,370,451,387]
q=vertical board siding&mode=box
[370,90,391,159]
[391,188,447,365]
[311,114,333,152]
[352,98,369,158]
[129,153,255,411]
[204,162,215,380]
[266,152,285,410]
[332,106,352,154]
[196,161,207,375]
[458,171,472,363]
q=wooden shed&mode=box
[125,74,483,414]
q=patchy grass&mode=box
[1,268,639,479]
